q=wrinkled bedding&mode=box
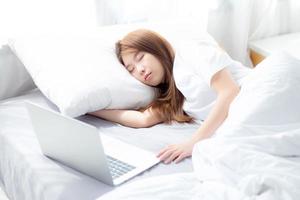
[0,90,199,200]
[99,52,300,200]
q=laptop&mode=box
[26,102,160,186]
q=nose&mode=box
[136,63,145,75]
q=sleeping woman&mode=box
[89,29,252,164]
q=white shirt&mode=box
[173,34,251,122]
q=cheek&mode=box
[145,56,156,67]
[157,63,165,76]
[131,72,138,79]
[131,72,144,82]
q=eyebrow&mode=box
[133,51,139,60]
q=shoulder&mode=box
[173,34,237,87]
[172,43,198,85]
[173,33,220,65]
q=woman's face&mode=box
[122,50,165,87]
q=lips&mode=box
[144,73,151,81]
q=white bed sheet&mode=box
[0,89,198,200]
[0,179,9,200]
[98,51,300,200]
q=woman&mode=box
[90,29,251,164]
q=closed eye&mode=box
[126,65,135,73]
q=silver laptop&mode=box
[26,102,160,186]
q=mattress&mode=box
[0,180,9,200]
[0,89,199,200]
[97,51,300,200]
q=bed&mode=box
[0,23,208,200]
[98,51,300,199]
[2,52,300,200]
[0,89,200,200]
[1,23,300,199]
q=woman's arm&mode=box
[157,68,240,163]
[89,107,163,128]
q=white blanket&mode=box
[99,51,300,200]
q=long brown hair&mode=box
[116,29,193,124]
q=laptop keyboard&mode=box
[106,155,136,179]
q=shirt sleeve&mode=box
[193,36,234,86]
[174,33,235,87]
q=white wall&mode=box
[93,0,300,66]
[94,0,211,26]
[1,0,299,65]
[0,0,97,37]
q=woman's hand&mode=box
[157,140,196,164]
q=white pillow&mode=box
[0,44,36,100]
[9,22,206,117]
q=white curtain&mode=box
[1,0,299,66]
[208,0,300,66]
[95,0,300,67]
[0,0,97,38]
[95,0,212,25]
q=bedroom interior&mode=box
[1,0,300,199]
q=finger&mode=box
[157,145,175,157]
[174,154,186,164]
[156,147,169,157]
[165,151,180,164]
[158,149,175,162]
[156,147,169,158]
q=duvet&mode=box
[99,51,300,200]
